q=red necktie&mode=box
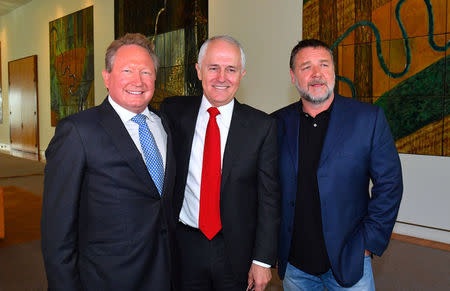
[199,107,222,240]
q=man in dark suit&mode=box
[273,39,403,290]
[41,33,176,290]
[161,35,280,291]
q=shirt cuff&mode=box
[252,260,271,268]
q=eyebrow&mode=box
[299,59,331,67]
[207,64,239,70]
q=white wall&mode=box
[0,0,113,156]
[0,0,448,244]
[394,154,450,243]
[209,0,301,113]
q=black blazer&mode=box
[161,96,280,281]
[41,98,176,291]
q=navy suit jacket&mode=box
[161,96,280,282]
[272,94,403,286]
[41,98,176,290]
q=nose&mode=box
[311,65,321,78]
[217,69,226,82]
[131,72,143,85]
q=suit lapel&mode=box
[285,103,300,174]
[319,95,348,167]
[220,100,248,193]
[151,106,174,198]
[178,97,202,187]
[98,99,160,196]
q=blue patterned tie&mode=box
[131,114,165,195]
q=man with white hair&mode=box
[161,35,280,291]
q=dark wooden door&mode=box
[8,55,39,160]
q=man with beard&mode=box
[272,39,403,290]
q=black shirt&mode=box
[288,100,332,275]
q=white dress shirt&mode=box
[178,96,269,268]
[179,96,233,227]
[108,96,167,170]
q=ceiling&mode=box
[0,0,32,16]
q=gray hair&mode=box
[105,33,159,73]
[197,35,246,73]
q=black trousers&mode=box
[175,222,247,291]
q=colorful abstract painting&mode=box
[0,42,2,124]
[49,6,94,126]
[115,0,208,108]
[303,0,449,156]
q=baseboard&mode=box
[10,149,40,161]
[39,150,46,162]
[391,233,450,251]
[0,143,11,152]
[0,145,46,163]
[393,221,450,247]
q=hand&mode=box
[365,249,372,256]
[247,263,272,291]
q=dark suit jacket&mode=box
[273,94,403,287]
[160,95,280,281]
[41,98,176,291]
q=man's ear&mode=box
[239,69,246,80]
[289,69,296,84]
[102,69,110,89]
[195,63,202,80]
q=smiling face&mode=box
[102,44,156,113]
[196,39,245,107]
[290,46,335,105]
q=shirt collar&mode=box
[298,98,334,117]
[108,95,153,123]
[200,95,234,126]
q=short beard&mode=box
[294,78,334,105]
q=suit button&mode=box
[290,201,295,207]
